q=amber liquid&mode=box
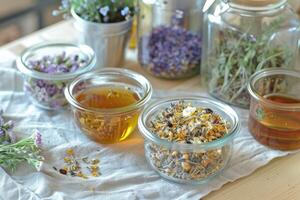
[249,94,300,150]
[75,87,140,144]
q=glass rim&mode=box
[225,0,287,11]
[16,42,96,81]
[138,96,240,151]
[248,68,300,110]
[65,68,153,114]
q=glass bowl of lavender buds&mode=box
[17,42,96,110]
[138,97,240,184]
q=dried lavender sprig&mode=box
[206,18,292,107]
[0,130,44,171]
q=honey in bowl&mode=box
[75,86,141,143]
[249,94,300,150]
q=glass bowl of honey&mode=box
[65,68,152,144]
[248,68,300,151]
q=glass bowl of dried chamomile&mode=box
[138,96,240,184]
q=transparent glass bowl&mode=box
[248,68,300,150]
[16,42,96,110]
[65,68,152,144]
[138,97,240,184]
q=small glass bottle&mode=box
[201,0,300,108]
[138,0,204,79]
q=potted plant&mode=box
[54,0,135,68]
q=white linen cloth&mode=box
[0,61,290,200]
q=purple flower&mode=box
[34,131,42,147]
[140,25,202,76]
[44,65,57,74]
[121,7,130,16]
[36,79,46,88]
[99,6,110,16]
[70,64,79,72]
[45,84,58,96]
[57,64,69,73]
[0,129,4,137]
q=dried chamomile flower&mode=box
[147,101,231,181]
[53,148,101,179]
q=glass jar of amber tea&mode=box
[202,0,300,108]
[248,68,300,151]
[65,68,152,144]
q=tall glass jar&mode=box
[138,0,204,79]
[202,0,300,108]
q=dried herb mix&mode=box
[149,101,230,143]
[54,148,101,179]
[205,20,292,107]
[146,101,231,181]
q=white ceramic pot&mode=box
[72,9,133,68]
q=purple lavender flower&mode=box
[34,131,42,147]
[70,64,79,72]
[57,64,69,73]
[45,84,58,97]
[0,129,4,137]
[36,80,45,88]
[140,25,202,77]
[27,51,87,74]
[121,7,130,16]
[99,6,110,16]
[44,64,58,74]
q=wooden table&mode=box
[1,20,300,200]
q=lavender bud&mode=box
[34,131,42,147]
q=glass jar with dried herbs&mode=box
[201,0,300,108]
[138,0,204,79]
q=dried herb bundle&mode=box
[207,20,292,107]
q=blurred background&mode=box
[0,0,61,45]
[0,0,299,46]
